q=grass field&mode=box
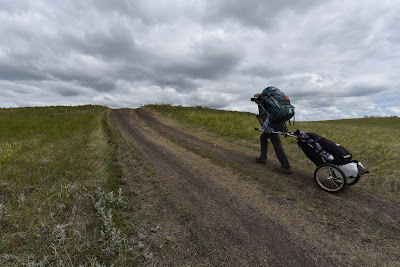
[0,105,130,266]
[1,104,399,265]
[146,104,400,196]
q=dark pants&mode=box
[260,132,291,169]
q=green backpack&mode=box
[261,87,295,123]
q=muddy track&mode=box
[109,108,400,266]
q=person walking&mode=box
[252,92,292,174]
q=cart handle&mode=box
[254,128,298,139]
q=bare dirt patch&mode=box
[109,108,400,266]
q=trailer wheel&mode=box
[314,164,347,193]
[346,175,360,186]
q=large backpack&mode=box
[261,86,295,123]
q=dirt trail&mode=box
[109,108,400,266]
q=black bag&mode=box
[297,140,326,166]
[306,133,352,165]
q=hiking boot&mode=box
[276,167,292,174]
[255,157,267,164]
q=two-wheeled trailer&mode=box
[255,129,368,193]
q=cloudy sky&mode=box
[1,0,399,120]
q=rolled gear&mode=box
[296,131,334,161]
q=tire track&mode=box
[133,108,400,233]
[109,108,400,266]
[109,108,322,266]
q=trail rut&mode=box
[109,108,400,266]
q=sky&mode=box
[0,0,399,121]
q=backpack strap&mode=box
[258,103,268,116]
[257,103,274,132]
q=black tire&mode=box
[346,175,360,186]
[314,164,347,193]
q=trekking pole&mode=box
[254,128,298,139]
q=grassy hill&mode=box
[146,104,400,194]
[0,104,398,265]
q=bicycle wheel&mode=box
[314,164,347,193]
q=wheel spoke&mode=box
[314,164,346,193]
[330,179,341,188]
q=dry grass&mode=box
[1,104,398,265]
[0,105,133,266]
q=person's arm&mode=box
[258,103,273,132]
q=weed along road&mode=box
[109,108,400,266]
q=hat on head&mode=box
[251,93,262,101]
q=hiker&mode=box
[251,92,292,174]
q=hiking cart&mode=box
[255,128,368,193]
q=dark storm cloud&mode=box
[203,0,322,27]
[153,75,198,92]
[241,65,283,79]
[53,85,83,97]
[0,0,399,120]
[64,24,140,62]
[344,84,391,98]
[0,62,46,81]
[51,71,117,93]
[158,45,243,82]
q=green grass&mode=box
[146,104,400,195]
[0,105,123,187]
[1,103,398,265]
[0,105,128,265]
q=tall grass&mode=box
[0,105,130,265]
[0,105,108,185]
[146,105,259,140]
[146,104,400,195]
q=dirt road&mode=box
[108,108,400,266]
